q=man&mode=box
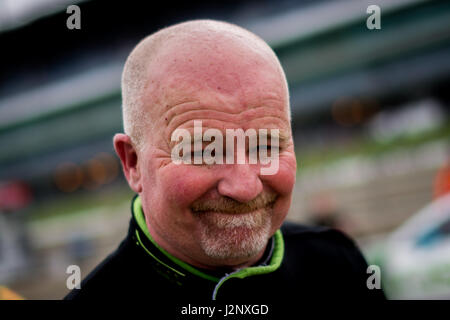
[65,20,385,301]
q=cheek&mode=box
[262,154,297,196]
[159,165,218,209]
[261,154,297,229]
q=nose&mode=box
[217,164,263,203]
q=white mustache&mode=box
[191,193,277,214]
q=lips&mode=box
[191,192,277,211]
[191,194,277,215]
[194,207,270,229]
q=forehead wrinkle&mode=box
[160,85,287,123]
[165,104,288,135]
[165,104,284,129]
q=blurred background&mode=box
[0,0,449,299]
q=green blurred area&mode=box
[298,121,450,171]
[28,186,134,222]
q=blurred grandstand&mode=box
[0,0,449,299]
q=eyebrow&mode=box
[267,130,289,143]
[253,130,289,147]
[184,129,290,147]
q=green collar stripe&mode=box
[133,196,220,282]
[211,230,284,300]
[135,230,185,277]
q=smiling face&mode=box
[115,22,297,270]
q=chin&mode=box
[198,223,271,263]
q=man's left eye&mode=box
[249,145,267,152]
[257,145,272,153]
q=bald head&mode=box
[121,19,290,150]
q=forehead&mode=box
[146,34,285,102]
[140,33,290,140]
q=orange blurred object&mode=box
[433,160,450,199]
[0,286,24,300]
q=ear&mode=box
[113,133,142,193]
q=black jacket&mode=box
[65,196,386,302]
